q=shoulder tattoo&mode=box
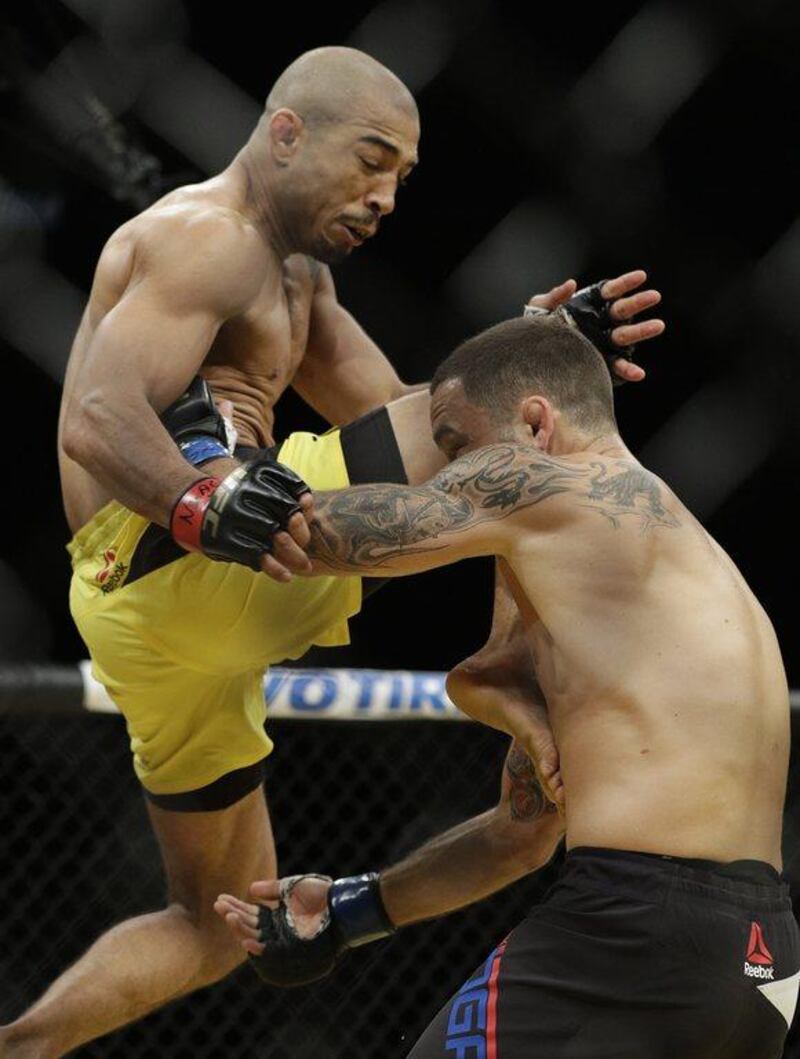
[308,445,681,572]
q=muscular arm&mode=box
[60,212,263,525]
[306,443,587,577]
[292,265,421,426]
[379,740,563,927]
[294,266,452,482]
[218,737,563,964]
[294,268,663,482]
[447,561,563,805]
[307,444,680,579]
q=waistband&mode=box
[563,846,791,913]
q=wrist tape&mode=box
[329,873,396,948]
[170,477,220,552]
[179,436,230,467]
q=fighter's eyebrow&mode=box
[358,134,400,155]
[358,135,418,172]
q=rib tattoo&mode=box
[506,744,554,821]
[308,444,679,571]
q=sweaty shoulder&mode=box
[117,203,268,318]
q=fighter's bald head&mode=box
[247,48,418,264]
[265,46,418,127]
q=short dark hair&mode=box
[431,314,616,432]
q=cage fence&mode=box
[1,667,799,1058]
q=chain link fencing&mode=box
[2,668,799,1057]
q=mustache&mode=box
[339,215,378,232]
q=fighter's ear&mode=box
[521,396,556,451]
[269,109,305,162]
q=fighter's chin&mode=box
[311,240,352,266]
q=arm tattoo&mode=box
[308,444,680,571]
[506,745,554,821]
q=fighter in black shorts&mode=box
[220,745,799,1058]
[411,848,798,1058]
[218,311,799,1057]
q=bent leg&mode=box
[384,389,445,485]
[0,785,276,1059]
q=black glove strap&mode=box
[329,873,396,948]
[161,376,230,447]
[249,875,345,988]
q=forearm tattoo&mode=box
[506,745,555,821]
[308,443,680,572]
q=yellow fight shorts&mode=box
[67,408,406,810]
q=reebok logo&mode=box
[744,922,774,980]
[96,549,117,584]
[96,549,128,594]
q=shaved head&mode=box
[266,46,418,126]
[243,47,419,263]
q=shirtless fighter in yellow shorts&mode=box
[0,46,662,1058]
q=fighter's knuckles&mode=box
[249,901,341,988]
[286,510,311,547]
[260,554,292,582]
[272,536,311,573]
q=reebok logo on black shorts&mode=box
[744,921,775,980]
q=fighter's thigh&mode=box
[406,925,647,1059]
[407,941,508,1059]
[383,390,446,485]
[147,784,276,920]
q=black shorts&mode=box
[408,847,800,1059]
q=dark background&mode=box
[0,0,799,1055]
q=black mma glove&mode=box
[526,281,634,387]
[249,873,396,988]
[161,376,234,466]
[170,456,311,570]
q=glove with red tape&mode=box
[170,456,310,570]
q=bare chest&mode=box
[207,256,315,386]
[201,256,317,444]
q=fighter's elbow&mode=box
[490,808,565,875]
[446,659,491,709]
[61,389,111,465]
